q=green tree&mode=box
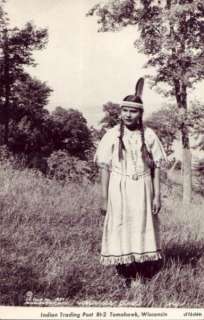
[96,101,121,138]
[11,73,51,122]
[88,0,204,204]
[7,74,52,156]
[145,104,179,155]
[100,101,120,129]
[0,21,48,145]
[187,101,204,148]
[51,107,93,159]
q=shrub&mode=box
[0,145,14,163]
[47,150,95,183]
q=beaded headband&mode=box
[119,101,143,110]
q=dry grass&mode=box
[0,163,204,307]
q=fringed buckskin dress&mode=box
[95,125,166,266]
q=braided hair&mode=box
[119,95,154,170]
[118,118,125,161]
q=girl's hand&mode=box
[152,196,161,215]
[100,197,107,216]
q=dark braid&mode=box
[140,121,155,170]
[118,119,126,161]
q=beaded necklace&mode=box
[128,132,140,180]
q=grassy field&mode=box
[0,162,204,307]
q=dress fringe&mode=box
[100,252,162,266]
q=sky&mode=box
[4,0,204,127]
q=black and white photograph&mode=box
[0,0,204,319]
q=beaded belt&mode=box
[111,168,151,181]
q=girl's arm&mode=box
[152,167,161,215]
[100,167,110,215]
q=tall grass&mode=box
[0,163,204,307]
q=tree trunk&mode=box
[171,6,192,204]
[174,80,192,204]
[180,86,192,205]
[182,146,192,204]
[3,29,10,146]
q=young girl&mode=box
[95,78,166,285]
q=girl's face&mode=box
[121,106,142,129]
